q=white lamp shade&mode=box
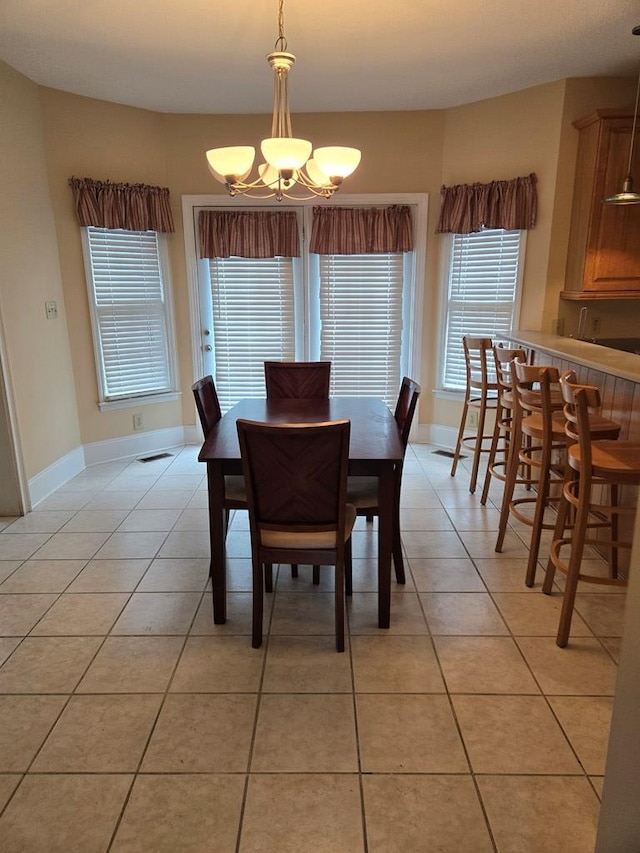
[305,158,332,187]
[313,146,361,179]
[261,137,312,170]
[206,147,255,180]
[258,163,298,189]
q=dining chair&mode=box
[343,376,421,587]
[192,376,247,512]
[264,360,332,583]
[264,360,331,399]
[237,418,355,652]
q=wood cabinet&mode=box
[562,109,640,300]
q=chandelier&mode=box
[205,0,361,202]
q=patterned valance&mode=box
[310,205,413,254]
[198,210,300,259]
[436,173,537,234]
[68,177,175,233]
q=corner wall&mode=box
[0,62,80,484]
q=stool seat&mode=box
[520,410,566,440]
[568,441,640,478]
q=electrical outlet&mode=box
[590,317,601,335]
[45,301,58,320]
[132,413,144,431]
[467,410,478,428]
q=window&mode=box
[82,227,177,407]
[441,228,525,391]
[200,202,421,412]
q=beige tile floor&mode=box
[0,443,626,852]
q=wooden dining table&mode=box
[198,396,404,629]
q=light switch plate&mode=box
[45,301,58,319]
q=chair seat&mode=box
[521,411,567,440]
[568,441,640,478]
[346,476,379,508]
[260,504,357,549]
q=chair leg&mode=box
[345,538,353,596]
[556,479,590,648]
[469,400,488,494]
[495,419,521,552]
[252,557,264,649]
[450,397,470,477]
[481,400,502,505]
[313,565,321,585]
[524,443,551,587]
[335,556,345,652]
[610,484,619,579]
[291,564,298,578]
[264,563,273,594]
[391,479,405,584]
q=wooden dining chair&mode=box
[264,360,332,582]
[192,375,248,521]
[344,376,421,587]
[237,418,355,652]
[264,361,331,399]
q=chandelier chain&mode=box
[275,0,287,52]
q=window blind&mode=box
[209,256,295,411]
[318,254,403,407]
[442,229,523,391]
[86,227,172,400]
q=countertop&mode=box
[510,330,640,384]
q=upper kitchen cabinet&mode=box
[562,109,640,300]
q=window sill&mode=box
[98,392,181,412]
[434,389,465,401]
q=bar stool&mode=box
[543,373,636,647]
[480,345,527,506]
[495,363,567,586]
[450,337,498,494]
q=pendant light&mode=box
[604,27,640,204]
[205,0,361,202]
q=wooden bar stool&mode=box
[450,337,498,494]
[480,345,527,506]
[543,374,636,648]
[495,363,567,585]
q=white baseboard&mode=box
[29,426,193,507]
[83,426,190,466]
[412,423,459,450]
[28,446,86,507]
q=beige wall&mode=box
[0,62,80,481]
[39,88,184,444]
[1,58,636,482]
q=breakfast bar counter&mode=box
[509,330,640,385]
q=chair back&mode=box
[493,345,527,405]
[192,375,222,435]
[237,419,351,541]
[559,371,601,450]
[462,337,495,392]
[394,376,421,450]
[264,361,331,399]
[513,361,560,435]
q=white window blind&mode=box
[209,256,295,411]
[318,254,403,407]
[85,227,173,401]
[442,228,523,391]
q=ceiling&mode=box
[1,1,639,115]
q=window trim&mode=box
[438,228,526,393]
[81,227,179,410]
[182,193,428,395]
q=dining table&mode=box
[198,396,404,629]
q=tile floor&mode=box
[0,443,626,852]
